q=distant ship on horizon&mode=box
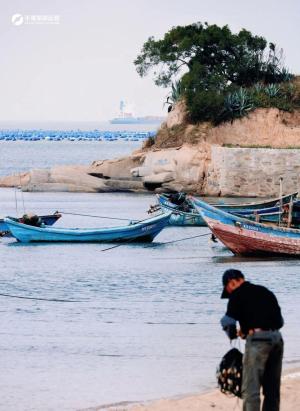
[110,100,165,124]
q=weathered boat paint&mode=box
[196,199,300,257]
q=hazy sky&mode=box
[0,0,299,122]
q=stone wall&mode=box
[205,146,300,197]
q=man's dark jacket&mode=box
[224,281,284,336]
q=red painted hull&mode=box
[206,217,300,256]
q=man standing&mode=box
[220,269,284,411]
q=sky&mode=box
[0,0,299,123]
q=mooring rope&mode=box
[58,211,133,221]
[0,292,85,303]
[145,231,211,247]
[100,231,211,252]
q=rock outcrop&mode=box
[0,166,110,193]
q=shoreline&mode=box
[82,368,300,411]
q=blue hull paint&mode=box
[4,212,171,243]
[157,195,205,226]
[0,214,61,233]
[158,193,299,227]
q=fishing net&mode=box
[216,347,243,398]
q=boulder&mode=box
[143,172,175,184]
[29,169,50,184]
[89,153,144,180]
[0,172,30,187]
[49,165,107,190]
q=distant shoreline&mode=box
[0,121,161,132]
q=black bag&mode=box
[216,347,243,398]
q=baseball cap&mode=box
[221,269,244,299]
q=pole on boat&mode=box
[254,211,260,223]
[279,177,283,227]
[287,196,293,228]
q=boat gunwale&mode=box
[4,212,171,236]
[194,198,300,236]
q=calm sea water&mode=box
[0,140,300,411]
[0,140,142,177]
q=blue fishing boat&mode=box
[0,213,61,235]
[4,211,171,243]
[195,199,300,256]
[158,192,298,227]
[157,194,204,226]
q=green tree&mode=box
[134,22,279,88]
[134,22,294,124]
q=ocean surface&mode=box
[1,139,300,411]
[0,140,142,177]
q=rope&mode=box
[58,211,134,222]
[0,292,84,303]
[144,232,211,247]
[58,211,167,225]
[14,186,18,216]
[101,237,138,252]
[101,232,211,252]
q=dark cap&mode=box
[221,269,244,299]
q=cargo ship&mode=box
[110,101,165,124]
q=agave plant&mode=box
[223,88,254,120]
[253,83,264,94]
[164,79,183,111]
[279,67,294,82]
[264,84,280,97]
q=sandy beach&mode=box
[85,369,300,411]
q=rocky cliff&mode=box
[87,105,300,196]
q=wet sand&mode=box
[86,369,300,411]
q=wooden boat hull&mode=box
[4,212,171,243]
[196,199,300,256]
[0,213,62,235]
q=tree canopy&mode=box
[135,22,289,88]
[134,22,296,124]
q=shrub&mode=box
[186,89,224,123]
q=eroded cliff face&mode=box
[152,103,300,149]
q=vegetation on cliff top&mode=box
[135,22,300,124]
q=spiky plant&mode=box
[164,80,183,111]
[220,88,254,122]
[264,84,280,97]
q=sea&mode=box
[1,123,300,411]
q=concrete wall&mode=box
[205,146,300,197]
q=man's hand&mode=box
[237,329,246,339]
[221,315,237,340]
[226,324,238,340]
